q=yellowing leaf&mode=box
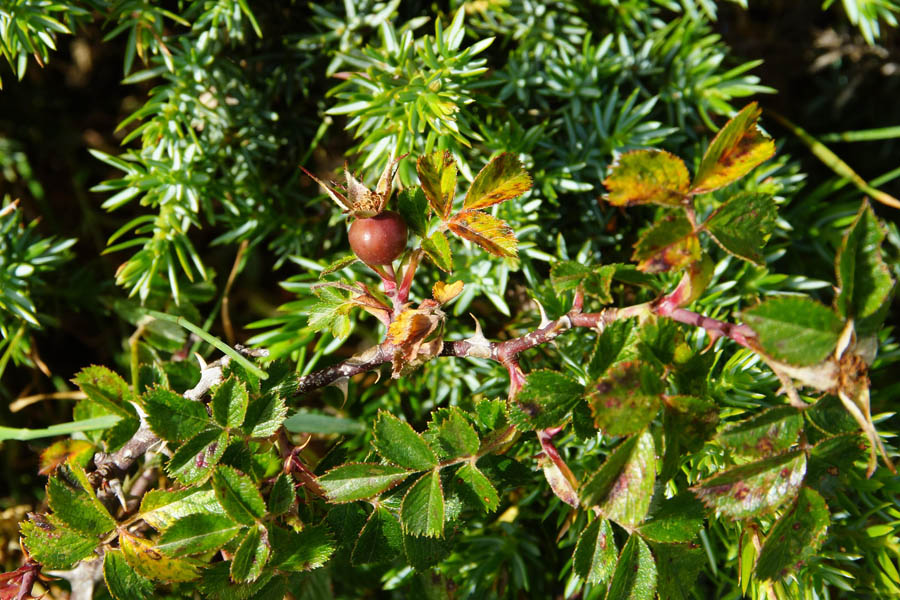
[464,153,532,210]
[632,214,701,273]
[417,151,457,220]
[387,301,446,377]
[432,280,463,304]
[39,439,94,474]
[691,102,775,194]
[603,150,690,207]
[120,531,201,583]
[447,210,517,258]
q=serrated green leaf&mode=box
[717,406,803,458]
[319,254,358,279]
[317,463,412,502]
[836,201,895,333]
[269,523,335,572]
[464,152,531,210]
[140,487,224,531]
[508,370,585,430]
[47,463,115,536]
[72,365,136,415]
[267,473,295,516]
[742,296,843,366]
[120,531,201,582]
[447,210,517,258]
[549,262,615,303]
[652,541,705,600]
[242,391,288,439]
[806,433,866,494]
[573,518,617,585]
[607,534,657,600]
[427,407,479,459]
[307,287,354,339]
[639,493,705,543]
[422,230,453,272]
[397,186,429,237]
[231,524,271,583]
[691,102,775,194]
[372,411,437,470]
[401,470,445,537]
[166,428,228,485]
[586,361,661,436]
[633,213,700,274]
[212,466,267,525]
[581,431,656,527]
[691,450,807,519]
[588,319,639,379]
[104,549,155,600]
[756,487,830,581]
[20,515,98,569]
[455,462,499,512]
[417,151,457,220]
[705,192,777,265]
[474,398,505,431]
[143,386,209,442]
[352,506,403,565]
[211,377,249,429]
[603,149,690,207]
[403,530,454,571]
[156,513,242,556]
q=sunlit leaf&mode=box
[691,450,806,519]
[20,515,98,569]
[156,514,242,556]
[573,518,617,584]
[742,297,843,366]
[143,386,209,443]
[756,487,829,581]
[606,534,657,600]
[417,151,457,219]
[317,463,411,503]
[231,524,271,583]
[604,150,690,207]
[581,431,656,527]
[372,411,438,471]
[507,370,585,430]
[47,463,115,536]
[401,470,445,537]
[352,506,403,565]
[464,152,531,210]
[586,361,662,436]
[211,377,249,429]
[211,465,267,526]
[104,549,155,600]
[705,192,777,265]
[166,428,228,485]
[632,213,700,274]
[120,531,201,582]
[716,406,803,458]
[691,102,775,194]
[422,230,453,272]
[447,210,517,258]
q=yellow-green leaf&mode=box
[120,531,201,583]
[464,153,532,210]
[447,210,517,258]
[691,102,775,194]
[417,151,457,220]
[603,150,690,207]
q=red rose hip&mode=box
[348,210,408,265]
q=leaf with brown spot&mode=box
[690,450,806,519]
[447,210,517,258]
[432,280,463,305]
[580,431,656,527]
[464,153,532,210]
[417,151,457,220]
[586,361,662,436]
[120,531,201,583]
[691,102,775,194]
[755,487,829,581]
[632,213,700,274]
[603,149,690,207]
[39,439,94,474]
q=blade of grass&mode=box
[144,310,268,380]
[768,110,900,210]
[820,126,900,143]
[0,415,121,441]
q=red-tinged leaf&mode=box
[417,151,457,220]
[755,487,830,581]
[448,210,517,258]
[464,153,532,210]
[691,102,776,194]
[581,431,657,527]
[39,439,94,474]
[587,361,662,436]
[690,450,806,519]
[632,213,701,273]
[603,149,690,207]
[573,518,617,585]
